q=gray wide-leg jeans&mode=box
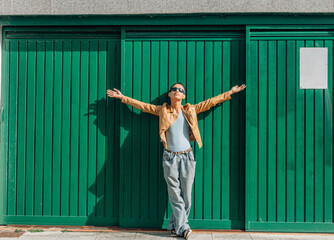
[162,149,196,236]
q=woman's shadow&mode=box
[85,92,176,228]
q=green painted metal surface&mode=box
[245,27,334,232]
[1,23,334,233]
[119,29,246,229]
[0,27,246,229]
[0,28,121,225]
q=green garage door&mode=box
[120,28,246,229]
[0,27,121,226]
[246,27,334,232]
[0,26,246,229]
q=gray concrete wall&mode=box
[0,0,333,15]
[0,26,2,107]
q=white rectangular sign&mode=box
[300,47,328,89]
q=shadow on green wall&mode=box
[84,93,170,228]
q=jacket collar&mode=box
[166,103,190,113]
[166,104,176,113]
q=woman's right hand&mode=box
[107,88,124,100]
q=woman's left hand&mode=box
[229,84,246,95]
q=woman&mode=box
[107,83,246,239]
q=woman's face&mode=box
[168,84,186,101]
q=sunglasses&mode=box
[170,87,185,94]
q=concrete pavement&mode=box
[1,225,334,240]
[1,230,334,240]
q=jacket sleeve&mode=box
[121,95,161,116]
[194,91,231,114]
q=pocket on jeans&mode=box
[188,150,196,162]
[162,150,169,160]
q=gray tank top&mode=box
[165,110,191,152]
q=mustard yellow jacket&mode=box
[121,91,232,150]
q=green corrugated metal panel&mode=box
[2,23,334,233]
[6,24,334,233]
[0,28,121,225]
[0,27,246,229]
[245,27,334,232]
[119,29,246,229]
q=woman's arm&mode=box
[194,84,246,114]
[194,91,231,114]
[107,88,161,116]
